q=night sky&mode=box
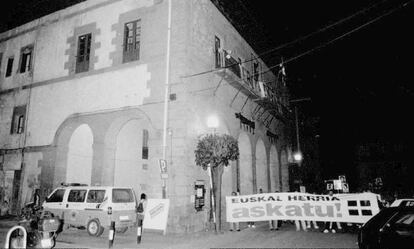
[1,0,413,184]
[232,0,414,182]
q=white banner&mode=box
[226,192,380,224]
[143,199,170,231]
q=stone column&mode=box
[53,145,69,187]
[101,145,117,186]
[91,141,105,185]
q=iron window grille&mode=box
[76,33,92,73]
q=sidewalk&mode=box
[56,225,248,249]
[1,217,358,249]
[55,222,358,249]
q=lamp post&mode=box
[289,98,311,192]
[293,105,303,165]
[206,115,218,232]
[290,98,311,165]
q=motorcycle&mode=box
[5,208,61,249]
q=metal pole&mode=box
[108,221,115,248]
[208,165,217,231]
[295,105,300,152]
[161,0,172,199]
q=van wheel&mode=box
[87,219,104,237]
[116,227,128,233]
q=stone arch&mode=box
[280,149,289,191]
[255,138,267,192]
[113,119,145,196]
[100,109,159,197]
[52,116,97,188]
[66,124,93,185]
[269,145,280,192]
[238,132,253,195]
[52,108,156,190]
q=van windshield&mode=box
[112,189,134,203]
[46,189,65,202]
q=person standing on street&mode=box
[229,191,240,232]
[269,190,280,231]
[323,190,342,233]
[306,192,320,230]
[26,188,41,214]
[293,189,307,232]
[137,193,147,221]
[136,193,147,243]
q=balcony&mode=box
[215,50,257,99]
[214,49,290,122]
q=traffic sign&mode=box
[159,159,167,174]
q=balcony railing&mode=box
[224,51,241,78]
[215,49,290,120]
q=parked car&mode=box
[358,206,414,249]
[390,199,414,207]
[42,184,138,237]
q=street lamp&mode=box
[293,151,303,162]
[293,105,303,164]
[207,115,219,133]
[206,114,218,231]
[290,98,311,164]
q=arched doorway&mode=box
[269,146,280,192]
[238,132,253,195]
[114,120,144,196]
[280,150,289,191]
[66,124,93,185]
[255,139,267,192]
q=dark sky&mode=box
[1,0,413,180]
[0,0,85,32]
[216,0,414,180]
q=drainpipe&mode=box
[161,0,172,199]
[17,31,38,212]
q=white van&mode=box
[42,184,138,236]
[390,198,414,207]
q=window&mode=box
[142,129,149,159]
[46,189,65,202]
[10,105,26,134]
[76,33,91,73]
[86,190,106,203]
[123,20,141,63]
[215,36,222,68]
[112,188,134,203]
[19,46,33,73]
[6,57,14,77]
[68,189,87,202]
[392,212,414,231]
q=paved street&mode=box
[1,216,359,249]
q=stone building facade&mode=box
[0,0,292,232]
